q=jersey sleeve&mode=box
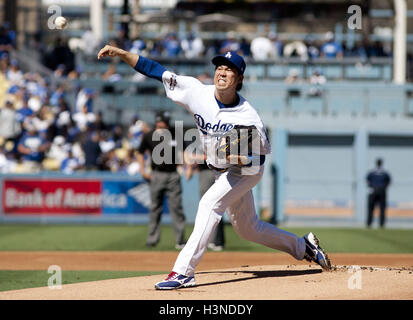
[161,71,204,107]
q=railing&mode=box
[79,54,393,82]
[74,78,413,126]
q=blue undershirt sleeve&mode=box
[133,56,167,82]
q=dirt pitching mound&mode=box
[1,264,412,300]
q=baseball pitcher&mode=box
[97,45,331,290]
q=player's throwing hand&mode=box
[97,45,123,60]
[97,44,139,68]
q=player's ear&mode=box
[236,74,244,91]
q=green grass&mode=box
[0,224,412,292]
[0,270,164,292]
[0,224,413,253]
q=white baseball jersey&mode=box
[161,71,271,169]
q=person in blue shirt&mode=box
[61,149,82,174]
[320,32,343,59]
[50,84,66,107]
[366,158,391,228]
[163,33,181,57]
[15,98,34,124]
[17,126,49,168]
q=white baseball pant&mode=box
[172,165,306,277]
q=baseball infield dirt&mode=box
[0,251,412,300]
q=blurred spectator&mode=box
[61,149,82,174]
[44,37,75,74]
[99,130,116,154]
[71,133,85,165]
[220,32,240,54]
[353,39,389,59]
[50,84,66,107]
[75,87,96,112]
[0,26,13,55]
[44,135,69,170]
[28,106,53,139]
[24,73,47,108]
[130,37,146,55]
[111,125,124,149]
[128,116,147,149]
[205,39,222,57]
[0,100,21,145]
[15,97,34,125]
[81,27,100,56]
[82,130,102,170]
[92,111,109,132]
[304,35,319,60]
[320,32,343,59]
[115,28,131,51]
[163,33,181,57]
[308,68,327,97]
[0,52,8,72]
[283,40,308,61]
[285,68,303,84]
[73,104,96,132]
[102,64,122,82]
[48,135,69,159]
[126,150,140,175]
[2,22,16,47]
[370,41,389,57]
[53,64,66,78]
[181,32,204,59]
[67,66,83,80]
[66,119,81,144]
[250,34,273,61]
[149,38,164,57]
[269,32,283,59]
[17,124,50,172]
[101,148,120,172]
[52,98,72,137]
[351,39,370,60]
[6,59,24,86]
[239,37,251,57]
[0,144,17,173]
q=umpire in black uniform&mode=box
[137,111,186,249]
[366,158,391,228]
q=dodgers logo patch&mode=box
[194,114,234,135]
[169,74,177,90]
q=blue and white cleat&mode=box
[303,232,332,271]
[155,271,196,290]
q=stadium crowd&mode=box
[0,35,151,174]
[79,28,391,62]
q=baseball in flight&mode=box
[54,16,68,29]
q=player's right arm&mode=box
[97,45,139,69]
[98,44,168,82]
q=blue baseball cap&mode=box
[212,51,246,75]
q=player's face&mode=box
[214,65,242,92]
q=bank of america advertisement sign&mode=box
[2,179,154,215]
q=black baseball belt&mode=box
[207,155,266,172]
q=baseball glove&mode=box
[217,125,257,165]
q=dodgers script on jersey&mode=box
[161,71,271,169]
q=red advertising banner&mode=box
[2,179,102,214]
